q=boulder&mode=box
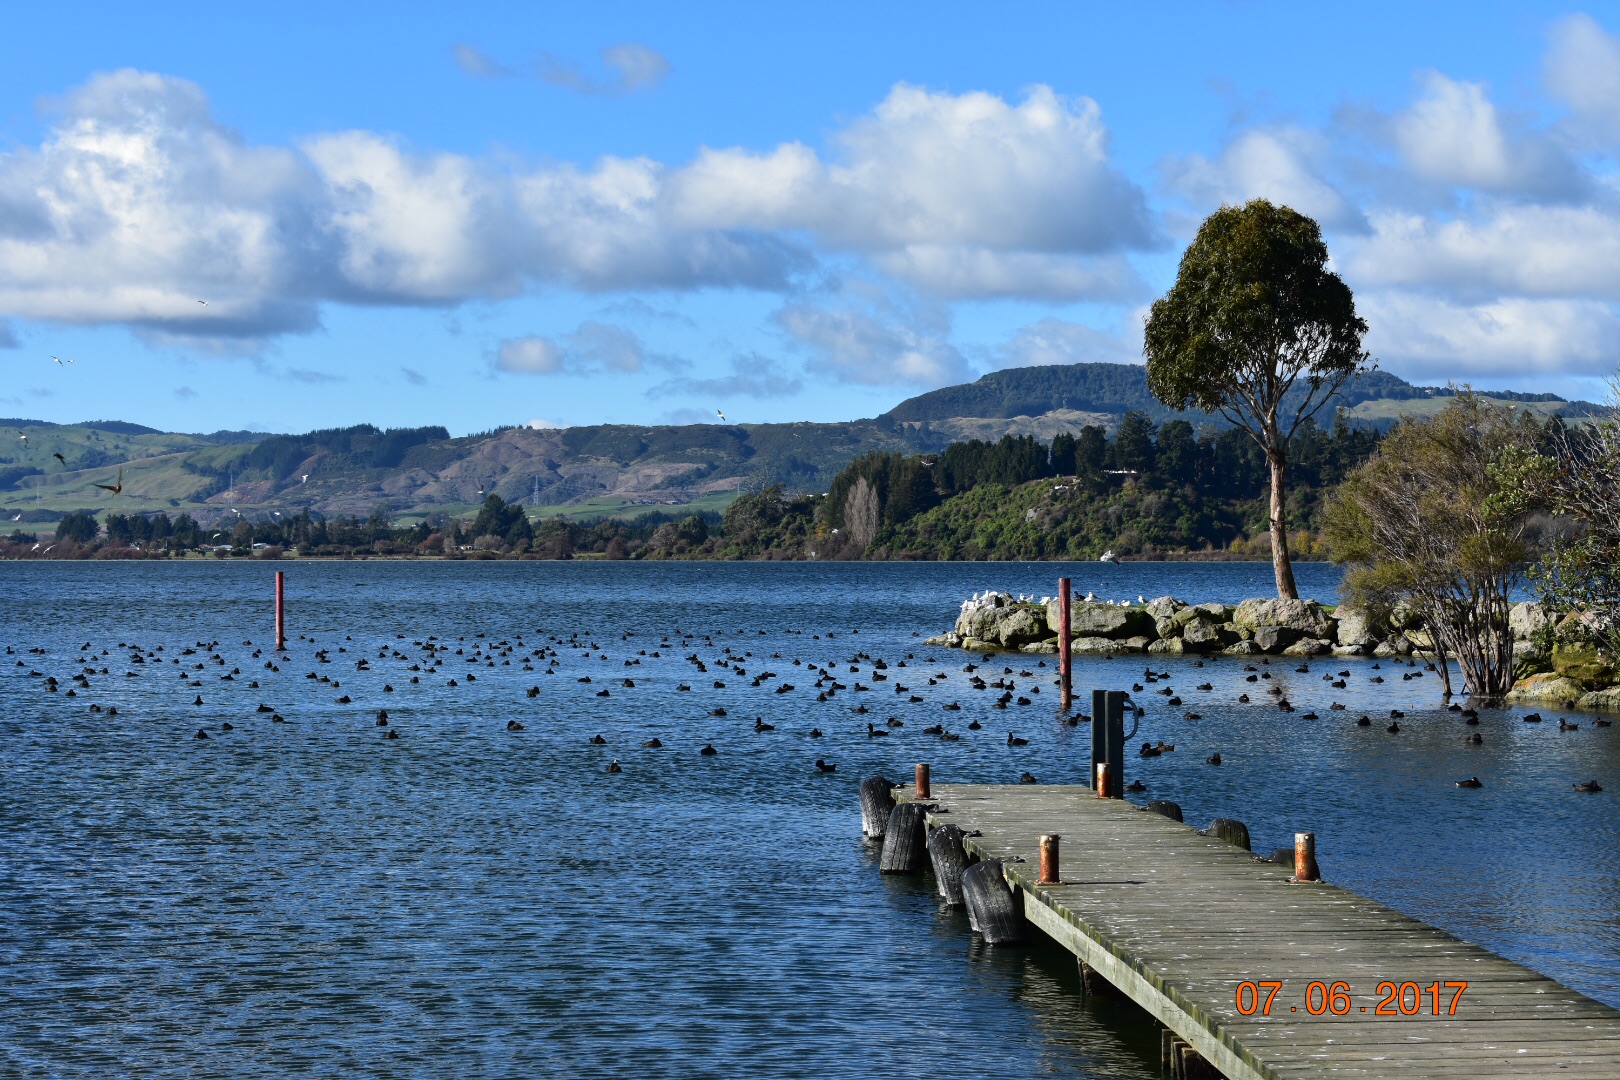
[955,603,1003,642]
[1512,640,1551,679]
[1071,636,1129,655]
[1506,672,1585,705]
[1148,637,1186,656]
[1373,636,1412,658]
[1121,636,1155,652]
[1509,602,1552,642]
[996,607,1051,648]
[1283,637,1332,657]
[1232,598,1337,639]
[1223,640,1261,656]
[1553,644,1615,690]
[1154,616,1179,640]
[924,632,962,647]
[1143,595,1185,620]
[1252,625,1297,653]
[1020,641,1059,654]
[1334,606,1377,648]
[1331,644,1367,657]
[1047,599,1157,640]
[1576,687,1620,712]
[1182,620,1222,651]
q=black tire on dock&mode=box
[859,776,896,840]
[927,824,969,905]
[962,860,1026,944]
[879,802,928,874]
[1146,800,1183,822]
[1207,817,1251,851]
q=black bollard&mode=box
[927,824,970,905]
[962,860,1026,944]
[859,776,896,840]
[1207,818,1251,851]
[879,802,929,874]
[1145,799,1183,822]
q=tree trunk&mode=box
[1268,454,1299,599]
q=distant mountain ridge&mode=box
[0,363,1606,526]
[883,364,1605,426]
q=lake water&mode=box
[3,560,1616,1079]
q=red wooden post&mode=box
[275,571,285,651]
[1058,577,1072,710]
[915,762,931,800]
[1038,833,1061,885]
[1095,762,1113,799]
[1292,831,1321,883]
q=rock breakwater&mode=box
[926,591,1620,711]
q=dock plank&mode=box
[897,783,1620,1080]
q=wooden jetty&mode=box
[880,780,1620,1079]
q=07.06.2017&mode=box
[1235,980,1469,1017]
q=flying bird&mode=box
[51,356,72,365]
[716,409,726,421]
[17,434,26,443]
[197,300,207,305]
[300,474,309,483]
[93,468,123,495]
[52,452,65,464]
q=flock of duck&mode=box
[7,626,1609,794]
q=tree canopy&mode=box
[1144,199,1369,598]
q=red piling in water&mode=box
[915,762,931,800]
[1058,577,1072,711]
[275,571,285,651]
[1095,762,1114,799]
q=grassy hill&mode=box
[1,363,1605,529]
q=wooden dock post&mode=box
[1038,833,1060,885]
[1091,688,1126,796]
[1291,830,1321,883]
[1057,577,1072,710]
[274,571,285,651]
[915,762,931,800]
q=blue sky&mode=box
[1,2,1617,434]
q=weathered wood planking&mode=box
[897,783,1620,1080]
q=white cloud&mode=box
[1546,14,1620,147]
[524,417,566,429]
[649,353,803,399]
[669,84,1153,299]
[776,301,972,387]
[1393,72,1580,197]
[1164,127,1363,229]
[538,43,672,96]
[452,44,513,79]
[1361,291,1620,379]
[0,72,1156,348]
[1345,204,1620,301]
[992,316,1145,369]
[870,248,1145,301]
[496,336,564,374]
[496,321,655,376]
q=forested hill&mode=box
[883,364,1604,427]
